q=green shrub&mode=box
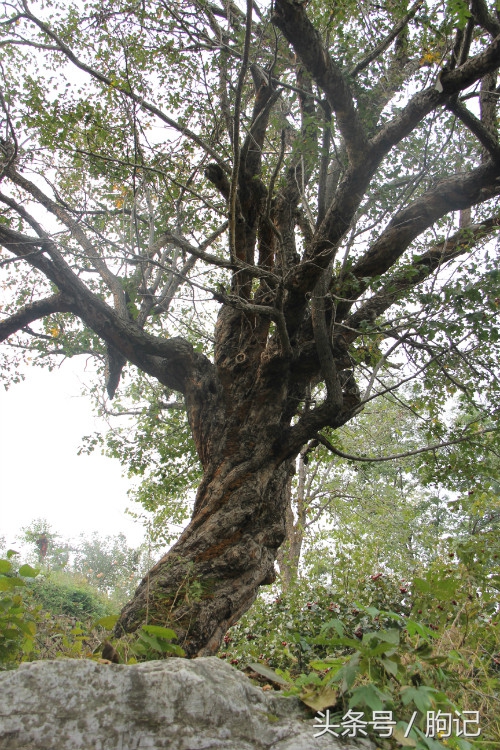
[0,553,38,668]
[27,572,113,620]
[221,572,499,748]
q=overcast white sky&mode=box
[0,361,146,552]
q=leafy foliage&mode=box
[95,617,185,661]
[18,519,70,570]
[27,572,112,620]
[80,375,200,546]
[71,532,152,606]
[0,552,38,668]
[220,568,500,747]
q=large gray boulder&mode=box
[0,657,375,749]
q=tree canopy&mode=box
[1,0,500,655]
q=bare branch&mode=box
[447,98,500,162]
[6,167,129,317]
[349,0,423,77]
[0,223,207,392]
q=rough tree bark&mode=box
[1,0,500,656]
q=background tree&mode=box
[19,519,70,570]
[72,531,152,605]
[1,0,500,656]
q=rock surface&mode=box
[0,657,375,750]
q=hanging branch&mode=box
[315,427,498,463]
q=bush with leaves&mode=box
[285,616,476,750]
[220,566,499,748]
[219,575,408,671]
[0,552,38,668]
[95,615,184,663]
[27,571,113,620]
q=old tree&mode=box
[1,0,500,655]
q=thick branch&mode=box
[284,37,500,332]
[373,33,500,155]
[272,0,368,163]
[470,0,500,38]
[351,161,500,281]
[343,211,500,337]
[0,224,206,392]
[240,65,281,179]
[0,292,76,342]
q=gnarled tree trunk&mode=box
[116,298,315,655]
[118,459,292,656]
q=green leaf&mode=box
[137,632,164,651]
[310,657,346,673]
[405,620,435,638]
[413,577,431,593]
[0,576,25,591]
[141,624,178,640]
[374,628,400,645]
[340,652,361,692]
[0,560,12,574]
[18,564,38,578]
[414,727,449,750]
[15,619,37,636]
[380,657,399,676]
[348,683,387,711]
[320,618,344,636]
[159,642,185,657]
[400,685,438,713]
[95,615,119,630]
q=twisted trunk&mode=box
[117,456,292,656]
[116,303,302,655]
